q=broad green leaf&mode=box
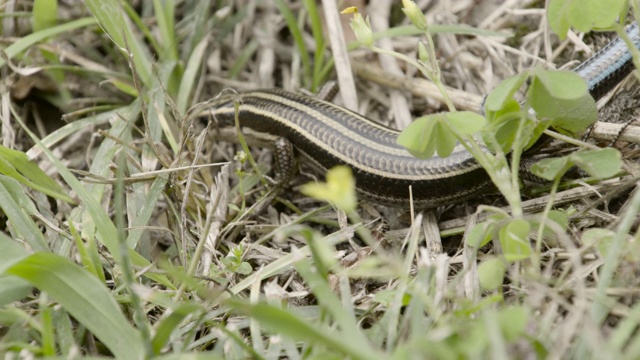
[568,0,626,33]
[546,209,569,232]
[498,306,530,341]
[484,72,528,113]
[33,0,58,32]
[548,0,625,37]
[4,253,145,359]
[531,68,587,101]
[397,114,440,158]
[446,111,487,136]
[155,354,225,360]
[466,222,494,248]
[547,0,572,39]
[399,113,478,158]
[485,99,521,129]
[301,166,357,212]
[478,258,506,291]
[582,228,616,258]
[549,94,598,133]
[491,116,535,154]
[373,289,411,307]
[499,219,532,261]
[529,68,597,133]
[433,118,459,157]
[572,148,622,179]
[533,148,621,182]
[531,156,572,181]
[235,262,253,275]
[399,112,485,159]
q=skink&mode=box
[203,24,640,208]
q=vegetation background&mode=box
[0,0,639,358]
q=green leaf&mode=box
[0,145,73,203]
[0,276,33,307]
[0,233,29,273]
[33,0,58,32]
[582,228,616,258]
[0,17,95,74]
[499,219,532,261]
[177,37,208,114]
[235,262,253,275]
[568,0,626,33]
[373,289,411,307]
[548,0,625,37]
[0,230,33,307]
[549,94,598,133]
[491,115,536,154]
[531,156,572,181]
[152,304,203,355]
[572,148,622,179]
[301,166,357,212]
[15,101,175,289]
[397,114,440,158]
[478,258,506,291]
[466,222,494,248]
[276,0,312,86]
[0,176,49,252]
[226,300,381,359]
[4,253,146,359]
[531,68,587,101]
[432,118,459,157]
[529,68,597,133]
[484,72,529,113]
[446,111,487,136]
[547,0,572,39]
[84,0,152,84]
[498,306,530,341]
[532,148,621,181]
[397,112,485,159]
[547,209,569,231]
[152,0,178,61]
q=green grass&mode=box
[0,1,639,359]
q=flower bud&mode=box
[418,41,429,63]
[342,7,373,48]
[402,0,428,31]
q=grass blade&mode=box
[0,176,49,252]
[84,0,152,84]
[0,145,73,203]
[177,37,208,114]
[227,300,383,360]
[5,252,145,359]
[0,17,95,68]
[32,0,58,32]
